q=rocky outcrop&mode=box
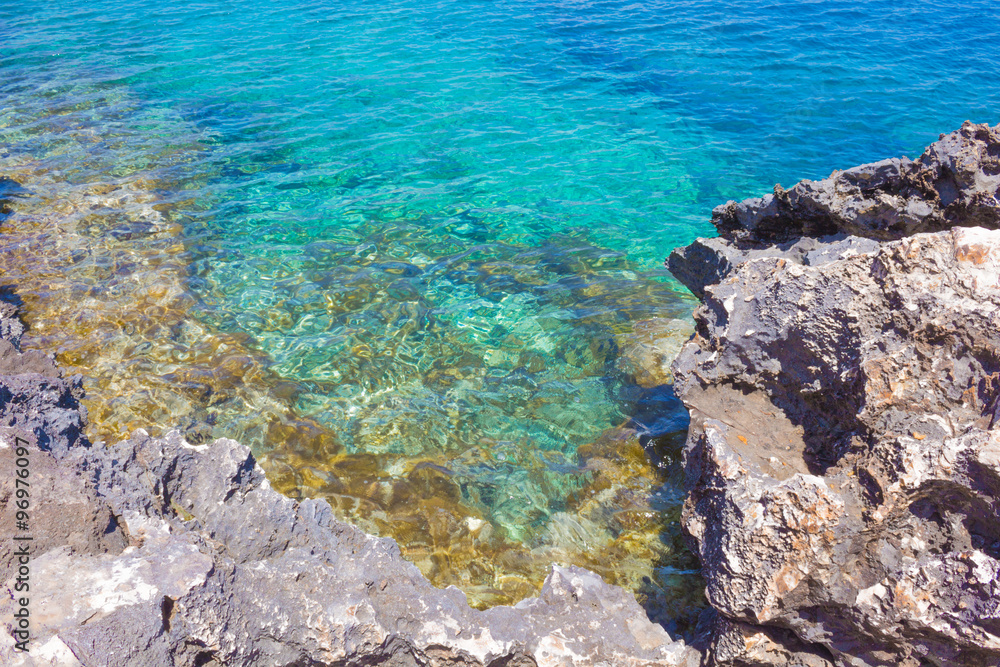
[669,121,1000,299]
[0,294,699,665]
[8,118,1000,667]
[669,121,1000,666]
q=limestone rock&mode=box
[0,444,127,584]
[0,295,87,458]
[670,123,1000,666]
[713,121,1000,245]
[668,120,1000,298]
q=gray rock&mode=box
[0,298,26,346]
[670,123,1000,666]
[669,121,1000,298]
[0,301,87,457]
[0,444,128,585]
[719,122,1000,243]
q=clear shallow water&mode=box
[2,0,998,623]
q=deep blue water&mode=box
[1,0,998,611]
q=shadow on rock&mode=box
[628,383,708,641]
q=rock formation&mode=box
[6,119,1000,667]
[0,295,698,665]
[670,121,1000,666]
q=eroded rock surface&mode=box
[669,121,1000,299]
[0,295,698,666]
[670,122,1000,666]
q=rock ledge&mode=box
[670,121,1000,667]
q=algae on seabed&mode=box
[0,86,704,624]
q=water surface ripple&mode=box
[1,0,997,623]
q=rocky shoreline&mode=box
[670,121,1000,666]
[0,298,697,665]
[2,121,999,666]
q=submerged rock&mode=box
[0,297,698,666]
[617,318,696,388]
[7,116,999,666]
[670,122,1000,666]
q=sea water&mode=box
[1,0,997,624]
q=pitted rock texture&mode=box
[0,298,699,666]
[670,123,1000,667]
[0,296,87,458]
[669,120,1000,299]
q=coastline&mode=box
[1,122,999,665]
[0,296,698,666]
[0,132,702,613]
[671,121,1000,666]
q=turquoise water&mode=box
[2,0,998,616]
